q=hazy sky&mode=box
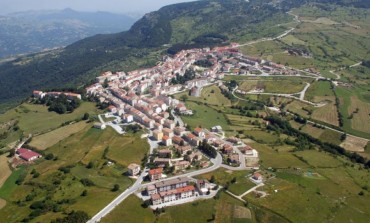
[0,0,197,15]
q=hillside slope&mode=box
[0,8,136,58]
[0,0,368,111]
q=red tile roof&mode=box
[149,168,163,175]
[17,148,41,161]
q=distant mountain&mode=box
[0,8,136,58]
[0,0,368,111]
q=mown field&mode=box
[29,121,89,150]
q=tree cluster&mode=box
[170,69,196,85]
[198,141,217,158]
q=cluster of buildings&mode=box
[145,176,213,206]
[32,91,82,100]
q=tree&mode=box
[8,148,15,157]
[83,113,90,120]
[45,153,54,160]
[210,175,216,183]
[340,133,347,141]
[112,184,120,192]
[103,78,109,88]
[86,161,94,169]
[180,94,188,102]
[81,190,88,196]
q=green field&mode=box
[238,79,307,94]
[174,85,232,107]
[305,81,334,102]
[0,125,148,222]
[29,121,89,150]
[0,102,101,147]
[181,101,230,130]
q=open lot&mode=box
[29,121,89,150]
[238,79,307,94]
[181,101,230,130]
[340,135,368,153]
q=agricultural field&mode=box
[29,121,89,150]
[305,80,334,102]
[250,143,309,169]
[336,87,370,139]
[0,126,148,223]
[0,102,100,139]
[340,135,368,153]
[311,97,339,126]
[0,155,11,188]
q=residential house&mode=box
[162,128,174,138]
[149,168,163,181]
[174,161,191,171]
[175,145,192,156]
[158,149,172,158]
[172,136,184,145]
[154,157,172,167]
[193,128,205,138]
[153,130,164,141]
[127,163,141,176]
[164,120,175,129]
[122,114,134,123]
[222,144,233,154]
[162,135,172,146]
[174,127,186,136]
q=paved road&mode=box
[233,86,321,107]
[171,109,184,127]
[88,147,223,223]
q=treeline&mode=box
[265,116,370,168]
[362,61,370,69]
[51,211,89,223]
[194,59,214,68]
[36,94,81,114]
[198,141,217,158]
[170,69,196,85]
[167,33,229,55]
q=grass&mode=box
[0,166,27,200]
[101,195,155,223]
[336,87,370,139]
[311,96,339,126]
[305,80,334,102]
[28,121,89,150]
[0,102,100,135]
[106,133,149,167]
[294,150,343,168]
[251,143,309,169]
[0,125,149,222]
[174,85,232,107]
[238,79,307,94]
[181,101,229,130]
[0,155,11,188]
[228,177,256,196]
[243,130,281,144]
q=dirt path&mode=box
[0,155,12,188]
[0,198,6,210]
